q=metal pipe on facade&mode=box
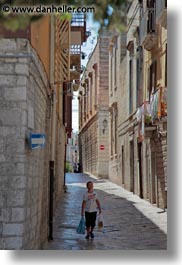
[49,160,54,241]
[63,141,67,193]
[51,90,57,161]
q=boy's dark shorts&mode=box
[85,211,97,229]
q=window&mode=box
[147,0,155,8]
[148,60,157,100]
[85,79,89,117]
[114,47,117,87]
[93,64,98,107]
[129,59,133,114]
[165,44,167,87]
[122,145,125,185]
[110,112,113,157]
[110,105,118,157]
[110,54,113,94]
[136,46,143,107]
[80,98,83,127]
[114,108,118,154]
[88,72,93,113]
[136,55,140,107]
[130,140,134,192]
[84,82,87,120]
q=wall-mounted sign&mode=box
[99,145,105,150]
[30,133,46,149]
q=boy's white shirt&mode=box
[83,191,98,212]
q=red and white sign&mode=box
[100,145,105,150]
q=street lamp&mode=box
[102,119,108,134]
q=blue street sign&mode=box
[30,133,46,149]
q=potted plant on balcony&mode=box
[144,115,152,126]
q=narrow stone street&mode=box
[44,173,167,250]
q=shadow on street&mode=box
[43,173,167,250]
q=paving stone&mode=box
[44,173,167,250]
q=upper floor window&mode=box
[127,41,134,114]
[165,44,167,87]
[147,0,156,8]
[110,52,113,94]
[88,72,93,113]
[93,63,98,108]
[114,47,117,88]
[129,59,133,114]
[136,46,143,107]
[148,59,157,100]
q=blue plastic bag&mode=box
[76,216,86,234]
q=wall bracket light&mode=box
[102,118,108,134]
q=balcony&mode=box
[139,8,157,50]
[71,13,88,43]
[156,0,167,28]
[136,101,157,141]
[150,86,167,122]
[136,101,152,126]
[72,79,80,91]
[136,87,167,127]
[70,45,81,81]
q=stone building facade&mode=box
[0,39,51,249]
[78,1,167,210]
[0,14,87,249]
[139,0,167,208]
[78,32,112,178]
[108,32,127,185]
[117,0,167,209]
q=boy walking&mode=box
[81,181,102,239]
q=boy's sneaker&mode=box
[85,234,89,239]
[90,232,94,239]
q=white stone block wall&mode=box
[55,124,66,206]
[79,33,111,178]
[97,109,110,178]
[0,39,51,249]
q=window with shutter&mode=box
[129,59,133,114]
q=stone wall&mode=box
[152,119,167,209]
[80,116,98,175]
[109,33,127,184]
[0,39,51,249]
[113,54,128,186]
[96,33,110,178]
[79,33,111,178]
[55,124,66,206]
[97,109,110,178]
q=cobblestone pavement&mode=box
[44,173,167,250]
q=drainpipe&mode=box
[49,14,56,241]
[63,134,67,192]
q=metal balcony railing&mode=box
[71,13,85,27]
[136,87,167,125]
[150,87,167,121]
[71,13,88,43]
[136,101,151,123]
[70,45,81,55]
